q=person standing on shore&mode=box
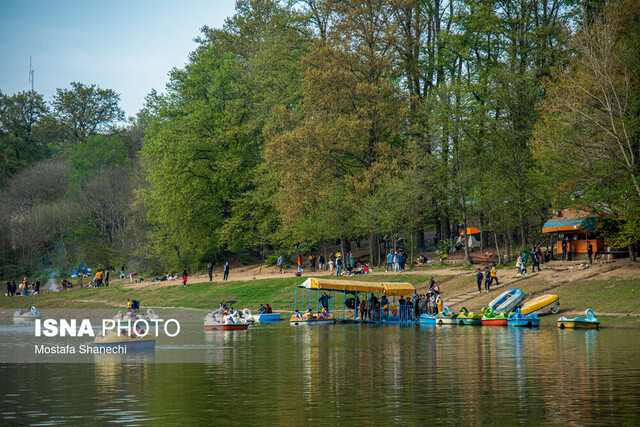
[587,241,593,265]
[336,255,343,276]
[386,251,393,272]
[208,262,213,281]
[484,267,491,292]
[490,264,499,288]
[476,269,483,293]
[318,254,325,271]
[297,254,303,273]
[277,255,284,274]
[562,239,567,261]
[568,240,573,261]
[182,270,188,287]
[223,262,229,280]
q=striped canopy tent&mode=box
[542,216,596,234]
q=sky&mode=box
[0,0,237,119]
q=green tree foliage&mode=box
[535,0,640,250]
[140,0,310,268]
[0,90,58,181]
[53,82,124,144]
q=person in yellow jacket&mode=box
[436,296,443,313]
[490,264,499,288]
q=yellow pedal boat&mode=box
[557,309,600,329]
[521,294,560,315]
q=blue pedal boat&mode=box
[489,289,525,313]
[507,308,540,327]
[419,313,437,325]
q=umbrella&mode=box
[460,227,481,235]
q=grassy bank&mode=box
[0,274,438,313]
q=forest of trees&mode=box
[1,0,638,278]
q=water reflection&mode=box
[1,322,640,424]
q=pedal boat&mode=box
[94,328,156,350]
[419,313,437,325]
[557,309,599,329]
[457,307,483,325]
[204,311,249,331]
[13,306,42,322]
[507,308,540,327]
[252,313,281,322]
[434,307,458,325]
[489,289,525,313]
[521,294,560,315]
[481,307,509,326]
[290,312,335,325]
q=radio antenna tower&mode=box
[29,56,35,91]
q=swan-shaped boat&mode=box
[489,289,525,313]
[13,306,42,321]
[457,307,483,325]
[434,307,458,325]
[507,308,539,327]
[557,309,599,329]
[204,310,249,331]
[481,307,509,326]
[419,313,437,325]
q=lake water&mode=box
[1,319,639,425]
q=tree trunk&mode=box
[494,230,502,266]
[410,233,414,270]
[629,244,637,262]
[368,231,379,266]
[414,230,424,251]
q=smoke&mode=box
[47,269,59,292]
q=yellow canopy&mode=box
[379,282,415,296]
[298,278,384,293]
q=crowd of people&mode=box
[277,252,371,276]
[385,250,408,272]
[5,278,40,296]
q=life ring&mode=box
[345,298,356,309]
[243,308,252,318]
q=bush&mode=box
[239,255,253,266]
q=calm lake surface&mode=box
[1,319,640,425]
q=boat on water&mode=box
[457,307,483,326]
[290,310,335,325]
[434,307,458,325]
[252,313,281,322]
[557,309,600,329]
[507,308,540,327]
[419,313,437,325]
[13,306,42,321]
[521,294,560,315]
[94,328,156,350]
[204,310,249,331]
[481,307,509,326]
[489,289,526,313]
